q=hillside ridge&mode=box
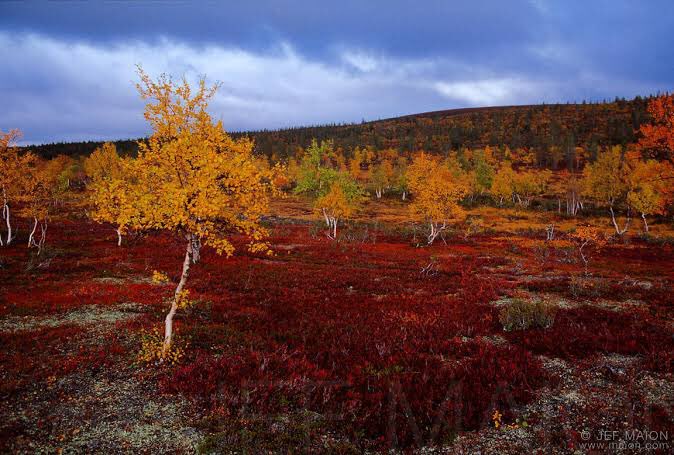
[24,97,653,167]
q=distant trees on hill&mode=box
[24,96,658,171]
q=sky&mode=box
[1,1,672,145]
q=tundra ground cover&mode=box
[1,202,673,453]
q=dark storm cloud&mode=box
[1,1,537,59]
[0,0,672,144]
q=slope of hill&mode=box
[25,97,652,167]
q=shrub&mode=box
[462,216,485,239]
[138,327,186,365]
[152,270,170,284]
[498,298,557,331]
[568,274,608,299]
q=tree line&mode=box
[25,95,659,170]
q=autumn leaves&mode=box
[87,68,280,355]
[0,130,76,253]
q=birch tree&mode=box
[122,67,278,357]
[0,129,31,246]
[583,146,632,235]
[86,143,138,245]
[407,153,468,244]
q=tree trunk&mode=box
[191,236,201,262]
[28,217,38,247]
[163,234,193,356]
[0,202,3,246]
[1,202,12,245]
[427,222,446,245]
[322,208,330,227]
[401,191,406,201]
[579,240,589,275]
[4,203,12,245]
[609,206,630,236]
[116,227,122,246]
[642,213,649,232]
[37,220,47,255]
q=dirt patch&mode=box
[274,243,307,250]
[2,368,202,454]
[92,276,155,285]
[0,303,144,333]
[449,353,673,453]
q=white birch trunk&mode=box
[4,204,12,245]
[609,206,630,236]
[427,222,446,245]
[37,221,47,255]
[163,234,193,356]
[28,217,38,247]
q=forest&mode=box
[29,96,652,166]
[1,70,673,453]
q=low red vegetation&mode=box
[1,216,672,450]
[505,306,674,363]
[0,325,127,396]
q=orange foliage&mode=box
[637,94,674,163]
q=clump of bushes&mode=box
[498,298,557,331]
[568,274,608,298]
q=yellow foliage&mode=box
[1,129,32,205]
[99,66,279,258]
[88,161,141,240]
[84,142,124,181]
[492,409,502,429]
[117,66,281,355]
[349,148,363,180]
[175,289,194,310]
[315,181,355,221]
[407,153,468,226]
[511,169,551,206]
[491,165,516,205]
[582,146,630,206]
[627,160,667,217]
[138,327,185,365]
[569,225,608,271]
[152,270,170,284]
[19,156,69,225]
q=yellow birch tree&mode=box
[122,67,279,357]
[407,153,468,244]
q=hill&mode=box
[26,96,653,168]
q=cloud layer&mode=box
[0,34,546,144]
[1,1,672,144]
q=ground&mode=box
[1,197,672,453]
